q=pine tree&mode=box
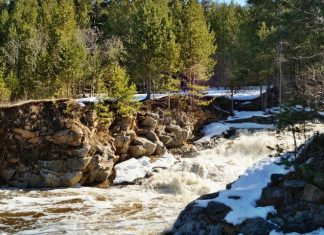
[127,0,180,99]
[180,0,215,101]
[103,64,138,116]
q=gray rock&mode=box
[314,174,324,189]
[271,174,285,184]
[67,157,92,171]
[284,179,307,189]
[281,202,324,233]
[38,160,66,172]
[204,201,231,222]
[240,217,279,235]
[284,179,306,204]
[257,186,285,207]
[23,173,42,187]
[302,184,324,204]
[42,172,61,188]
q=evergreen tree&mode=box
[180,0,215,101]
[127,0,180,99]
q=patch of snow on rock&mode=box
[113,153,177,184]
[195,157,290,225]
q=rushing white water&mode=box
[0,127,320,235]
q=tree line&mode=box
[0,0,322,111]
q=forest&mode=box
[0,0,323,110]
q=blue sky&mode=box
[220,0,247,5]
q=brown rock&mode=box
[13,128,36,139]
[114,134,132,154]
[141,116,158,129]
[132,137,157,156]
[154,141,167,155]
[0,168,16,181]
[62,171,83,187]
[128,145,147,158]
[48,130,83,146]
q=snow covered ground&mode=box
[227,110,272,121]
[205,86,269,101]
[195,157,291,225]
[76,86,269,106]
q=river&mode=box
[0,127,317,235]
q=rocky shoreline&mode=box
[168,134,324,235]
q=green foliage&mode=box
[127,0,180,99]
[94,102,112,126]
[180,0,215,82]
[103,64,139,116]
[0,70,10,102]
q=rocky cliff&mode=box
[0,97,217,188]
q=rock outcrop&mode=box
[0,96,211,188]
[0,100,117,188]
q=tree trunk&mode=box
[278,40,284,106]
[260,85,264,111]
[230,88,234,115]
[292,127,297,158]
[146,77,151,100]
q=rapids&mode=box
[0,126,320,235]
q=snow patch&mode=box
[113,153,177,184]
[76,97,99,106]
[195,157,290,225]
[133,93,168,101]
[197,122,275,143]
[318,111,324,117]
[205,86,270,101]
[227,110,271,121]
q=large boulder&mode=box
[171,201,231,235]
[129,137,157,157]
